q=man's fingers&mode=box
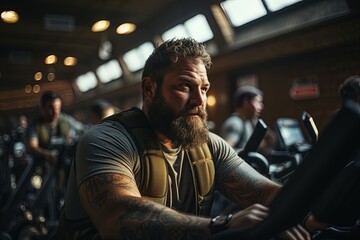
[279,225,311,240]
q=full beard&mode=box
[147,94,209,149]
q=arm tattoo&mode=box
[117,197,207,240]
[219,170,265,207]
[83,174,135,211]
[82,174,209,239]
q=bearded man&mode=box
[55,38,310,240]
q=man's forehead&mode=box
[168,58,207,75]
[43,98,61,106]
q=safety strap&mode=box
[187,143,215,197]
[106,108,168,204]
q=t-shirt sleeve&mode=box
[220,116,244,145]
[75,121,139,186]
[27,122,38,140]
[209,132,244,188]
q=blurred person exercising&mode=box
[55,38,310,240]
[27,91,86,165]
[27,90,86,217]
[221,86,264,150]
[220,86,276,158]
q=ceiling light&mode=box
[1,10,19,24]
[33,84,41,93]
[48,72,55,81]
[45,55,57,64]
[25,85,32,93]
[64,56,77,66]
[116,23,136,34]
[92,20,110,32]
[34,71,42,81]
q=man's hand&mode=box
[277,224,311,240]
[227,203,311,240]
[304,215,330,232]
[227,203,269,229]
[46,149,59,165]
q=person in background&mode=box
[221,86,277,157]
[220,86,264,151]
[339,75,360,105]
[90,99,116,124]
[55,38,309,240]
[27,90,86,218]
[303,75,360,233]
[216,87,270,216]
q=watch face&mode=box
[210,214,232,234]
[213,215,227,224]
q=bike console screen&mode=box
[277,118,306,148]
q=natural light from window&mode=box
[162,25,189,41]
[123,42,155,72]
[162,14,213,43]
[264,0,302,12]
[75,71,98,92]
[221,0,267,27]
[96,59,123,83]
[185,14,213,43]
[221,0,303,26]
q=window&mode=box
[264,0,302,12]
[162,14,213,43]
[185,14,214,43]
[75,71,98,92]
[221,0,304,27]
[221,0,267,27]
[123,42,155,72]
[162,25,188,41]
[96,59,123,83]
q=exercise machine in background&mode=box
[210,100,360,240]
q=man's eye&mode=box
[179,83,192,91]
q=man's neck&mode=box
[156,131,179,149]
[48,115,60,128]
[235,109,250,121]
[143,107,180,149]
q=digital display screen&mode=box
[279,126,305,147]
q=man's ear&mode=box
[142,77,157,102]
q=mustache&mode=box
[181,106,207,118]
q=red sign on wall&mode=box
[289,76,320,100]
[290,83,320,100]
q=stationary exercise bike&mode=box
[239,115,314,183]
[210,100,360,240]
[0,134,72,239]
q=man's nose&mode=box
[190,88,206,106]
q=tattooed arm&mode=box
[219,160,280,208]
[217,161,310,239]
[79,173,212,240]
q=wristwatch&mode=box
[209,214,233,234]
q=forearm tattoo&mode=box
[118,197,206,239]
[83,174,135,211]
[82,174,208,239]
[219,170,265,207]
